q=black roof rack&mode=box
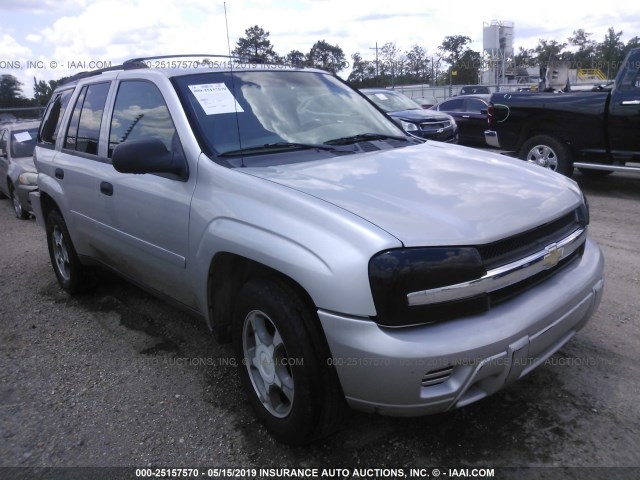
[61,61,148,85]
[123,54,249,66]
[61,54,280,86]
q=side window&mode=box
[38,89,73,146]
[441,98,464,112]
[64,82,110,155]
[109,81,178,158]
[619,67,640,91]
[465,99,487,113]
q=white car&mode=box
[0,120,40,219]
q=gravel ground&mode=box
[1,170,639,478]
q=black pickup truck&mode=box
[485,48,640,177]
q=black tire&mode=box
[519,135,574,177]
[578,168,613,179]
[9,184,29,220]
[232,277,346,445]
[45,210,93,294]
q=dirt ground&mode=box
[1,170,639,478]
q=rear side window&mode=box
[440,98,464,111]
[108,80,178,158]
[38,89,73,146]
[64,82,110,155]
[465,99,487,113]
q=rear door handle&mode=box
[54,168,64,179]
[100,181,113,196]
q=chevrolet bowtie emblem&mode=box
[543,244,564,269]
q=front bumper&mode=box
[485,130,500,148]
[319,238,604,416]
[17,184,38,214]
[29,190,45,228]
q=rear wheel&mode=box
[46,210,93,293]
[233,277,346,444]
[9,184,29,220]
[520,135,573,177]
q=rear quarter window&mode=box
[38,89,73,147]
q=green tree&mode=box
[307,40,347,74]
[438,35,472,68]
[623,36,640,59]
[404,45,430,84]
[596,27,624,78]
[0,74,24,105]
[33,77,53,106]
[533,39,569,67]
[346,52,377,87]
[455,50,482,85]
[285,50,306,67]
[568,29,596,67]
[232,25,278,62]
[379,42,401,85]
[514,47,535,68]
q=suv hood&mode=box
[243,142,582,247]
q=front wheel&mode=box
[9,184,29,220]
[45,210,93,294]
[519,135,573,177]
[233,278,346,444]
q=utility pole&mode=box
[369,42,379,86]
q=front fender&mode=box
[191,216,384,321]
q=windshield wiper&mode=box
[325,133,408,146]
[219,142,339,157]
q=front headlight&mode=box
[400,120,419,132]
[18,172,38,186]
[576,193,590,226]
[368,247,487,327]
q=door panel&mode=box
[609,65,640,157]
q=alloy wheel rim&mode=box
[526,145,558,170]
[52,225,71,281]
[242,310,294,418]
[11,190,22,217]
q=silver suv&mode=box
[32,56,604,444]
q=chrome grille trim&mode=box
[419,120,451,130]
[407,227,586,307]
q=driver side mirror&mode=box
[112,138,188,181]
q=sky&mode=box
[1,0,640,98]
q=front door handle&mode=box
[100,181,113,196]
[54,168,64,179]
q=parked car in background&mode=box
[485,47,640,177]
[459,85,491,95]
[361,88,458,143]
[0,121,40,219]
[414,96,438,109]
[430,94,491,146]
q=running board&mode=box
[573,162,640,173]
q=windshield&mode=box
[363,91,422,113]
[10,127,38,158]
[173,71,405,158]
